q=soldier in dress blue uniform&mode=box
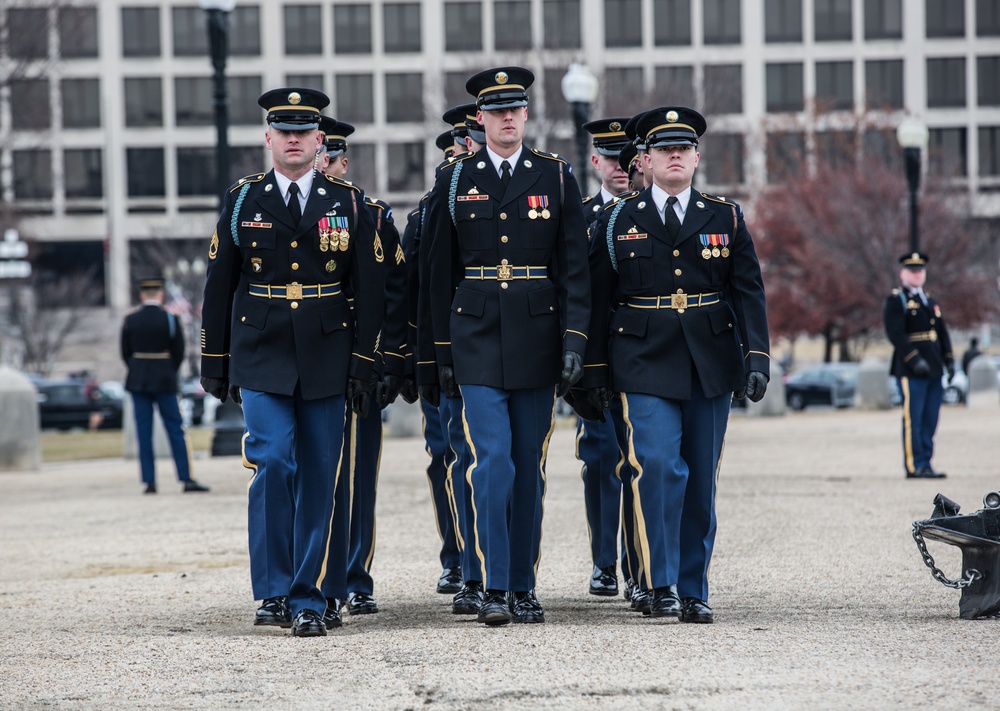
[200,88,384,637]
[120,276,209,495]
[423,67,591,626]
[883,252,954,479]
[624,111,653,189]
[582,107,769,624]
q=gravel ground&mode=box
[1,402,999,710]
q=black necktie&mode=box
[287,182,301,228]
[500,160,511,189]
[664,195,681,239]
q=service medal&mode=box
[528,209,538,220]
[325,259,336,273]
[702,248,712,260]
[339,230,350,251]
[721,247,730,257]
[541,209,550,220]
[320,233,329,252]
[712,247,721,258]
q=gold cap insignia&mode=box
[288,92,302,105]
[610,121,622,132]
[666,110,679,122]
[495,71,509,84]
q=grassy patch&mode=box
[41,427,215,463]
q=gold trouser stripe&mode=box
[460,389,489,587]
[316,405,349,594]
[613,428,638,582]
[242,431,257,484]
[621,393,653,591]
[363,423,384,572]
[901,377,915,474]
[445,429,465,551]
[576,421,595,557]
[533,389,557,579]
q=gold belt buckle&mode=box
[929,330,938,342]
[497,264,513,281]
[286,283,303,300]
[671,293,688,310]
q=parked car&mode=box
[33,376,124,430]
[784,363,859,411]
[887,370,968,406]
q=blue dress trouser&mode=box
[460,384,555,592]
[576,414,622,571]
[420,396,462,572]
[242,389,345,618]
[130,392,191,486]
[441,395,475,581]
[346,405,384,595]
[620,378,730,602]
[606,400,643,588]
[898,375,944,475]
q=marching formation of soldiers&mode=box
[199,67,769,637]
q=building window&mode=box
[124,78,163,127]
[864,0,902,40]
[445,2,482,51]
[816,131,857,169]
[284,5,322,55]
[127,148,166,197]
[384,4,421,53]
[542,67,571,121]
[347,144,376,193]
[978,126,1000,176]
[8,8,48,59]
[704,65,743,114]
[815,61,853,111]
[864,59,903,109]
[926,0,964,38]
[62,79,101,128]
[11,79,50,130]
[334,5,372,54]
[122,7,160,57]
[766,62,804,112]
[605,0,642,47]
[978,0,1000,36]
[700,133,744,185]
[766,0,802,43]
[543,0,581,49]
[336,74,374,123]
[229,76,264,125]
[385,73,423,123]
[445,71,471,108]
[977,56,1000,105]
[704,0,741,45]
[387,142,425,191]
[59,6,98,58]
[13,150,52,199]
[862,128,896,165]
[177,148,216,196]
[495,1,532,50]
[173,6,259,56]
[654,0,692,46]
[654,66,695,107]
[230,146,265,182]
[230,6,261,56]
[286,74,324,93]
[928,127,967,177]
[65,149,103,199]
[927,57,967,107]
[766,132,805,182]
[815,0,852,41]
[604,67,645,116]
[175,77,213,126]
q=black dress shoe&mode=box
[452,580,484,614]
[907,466,946,479]
[183,480,210,492]
[679,597,714,624]
[254,596,291,628]
[436,567,464,594]
[323,598,342,629]
[291,608,326,637]
[646,586,681,618]
[347,591,379,615]
[476,590,512,626]
[144,483,156,495]
[588,565,619,596]
[511,590,545,623]
[631,588,652,614]
[623,579,636,602]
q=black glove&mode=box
[228,383,242,405]
[744,371,768,403]
[564,389,605,422]
[438,365,458,399]
[912,357,931,377]
[201,376,228,403]
[946,363,956,383]
[586,387,613,413]
[556,350,584,398]
[346,377,371,418]
[418,383,440,408]
[399,376,419,404]
[379,374,402,409]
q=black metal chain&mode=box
[912,523,984,589]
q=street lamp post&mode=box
[561,63,599,196]
[896,117,929,255]
[199,0,236,208]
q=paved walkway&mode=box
[1,401,999,709]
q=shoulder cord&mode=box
[230,182,251,246]
[448,160,464,227]
[604,199,626,272]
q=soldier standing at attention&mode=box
[884,252,954,479]
[200,88,384,637]
[424,67,591,626]
[582,107,769,624]
[121,276,209,495]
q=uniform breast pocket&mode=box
[611,307,648,338]
[451,286,486,319]
[238,297,269,332]
[241,226,276,251]
[320,301,352,335]
[527,284,558,318]
[613,238,654,290]
[456,201,494,251]
[518,200,556,253]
